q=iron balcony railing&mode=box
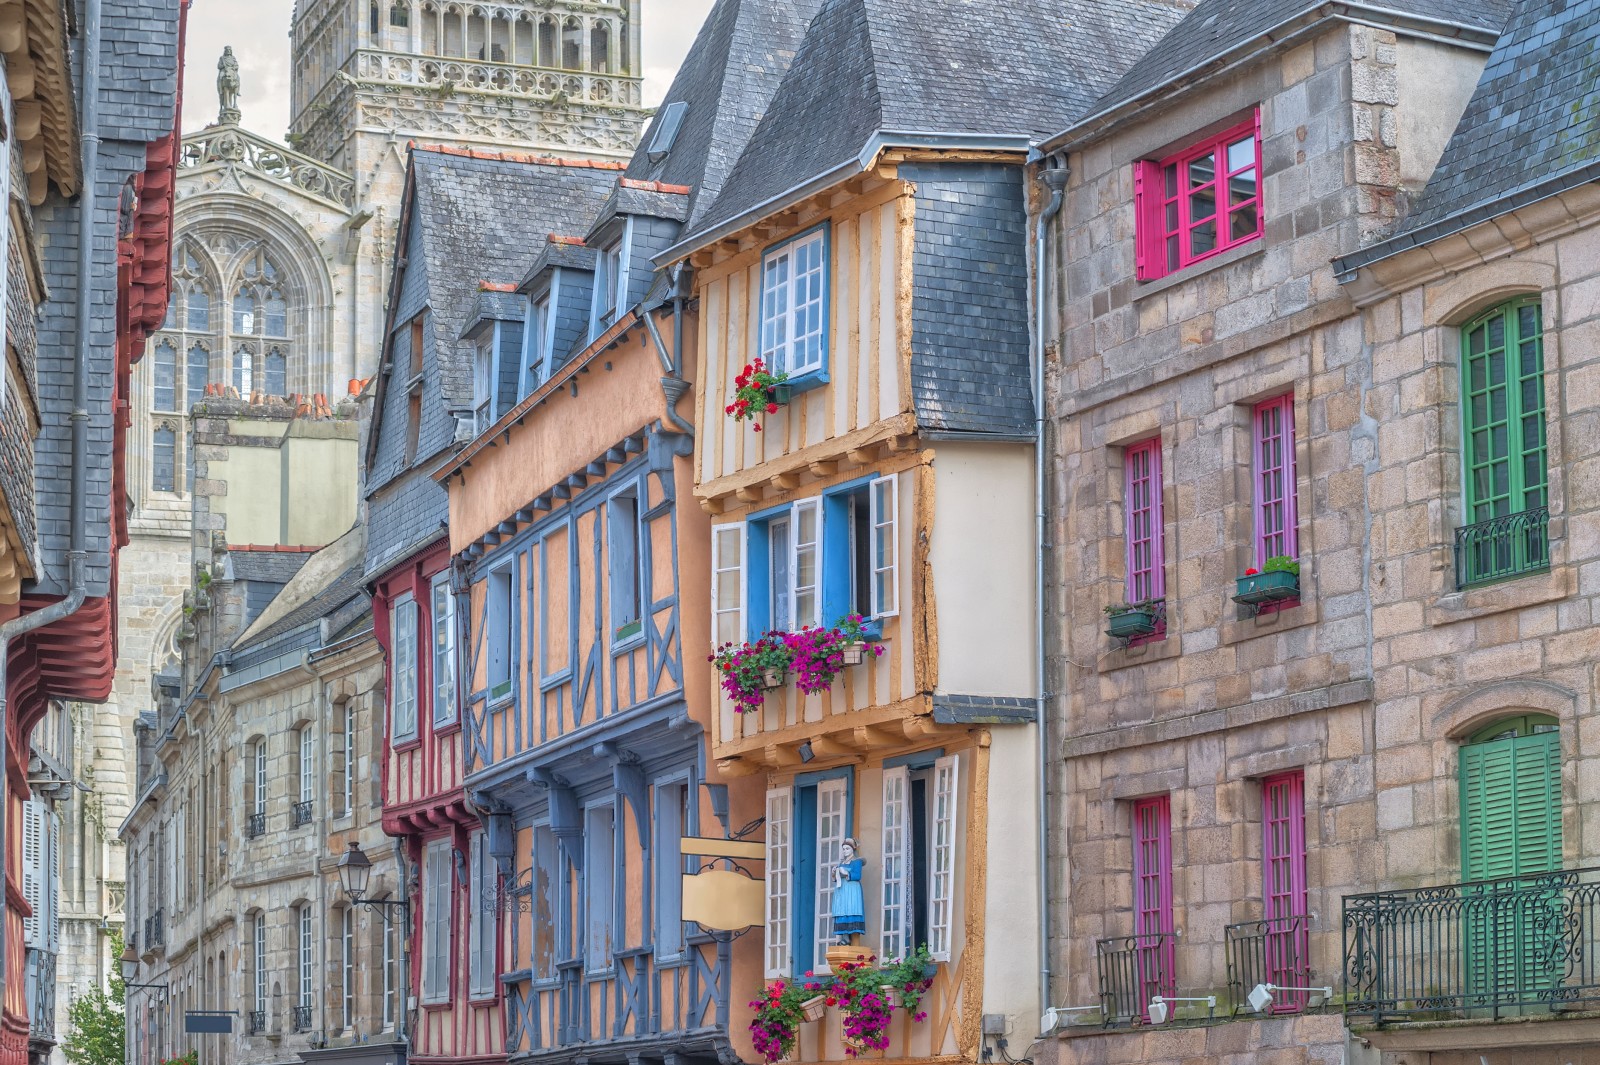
[144,911,164,950]
[292,1004,313,1032]
[1096,932,1177,1026]
[1454,506,1549,588]
[248,1009,266,1035]
[1227,914,1315,1015]
[1344,866,1600,1025]
[246,811,266,838]
[292,800,314,827]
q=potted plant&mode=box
[749,978,825,1063]
[835,614,885,667]
[1103,600,1161,639]
[710,634,794,713]
[829,956,896,1056]
[726,357,789,433]
[880,945,935,1022]
[785,626,848,695]
[1233,555,1300,606]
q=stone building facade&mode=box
[1030,0,1600,1062]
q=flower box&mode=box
[1105,609,1160,639]
[841,641,868,666]
[761,667,789,690]
[801,996,827,1023]
[1232,569,1299,605]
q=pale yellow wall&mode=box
[929,441,1037,698]
[980,726,1039,1036]
[208,418,358,545]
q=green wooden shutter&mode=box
[1461,300,1547,522]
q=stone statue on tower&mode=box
[217,46,241,124]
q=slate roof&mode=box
[519,237,598,290]
[1336,0,1600,275]
[459,289,526,340]
[622,0,825,231]
[679,0,1190,247]
[229,549,313,585]
[237,560,369,648]
[407,149,618,411]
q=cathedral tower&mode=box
[287,0,647,173]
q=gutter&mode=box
[0,0,100,1014]
[1037,3,1498,155]
[1030,151,1069,1023]
[654,130,1033,267]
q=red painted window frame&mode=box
[1261,771,1309,1013]
[1124,438,1166,643]
[1135,111,1263,280]
[1131,796,1175,1017]
[1252,393,1300,565]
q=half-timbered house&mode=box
[659,0,1189,1060]
[365,145,621,1065]
[431,3,818,1063]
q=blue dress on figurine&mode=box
[833,839,866,940]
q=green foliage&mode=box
[61,930,124,1065]
[1262,555,1300,576]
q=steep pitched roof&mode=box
[623,0,824,230]
[408,149,620,411]
[1053,0,1509,147]
[679,0,1189,246]
[1336,0,1600,276]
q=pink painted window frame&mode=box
[1124,439,1166,604]
[1132,796,1175,1016]
[1262,772,1309,1013]
[1252,393,1299,565]
[1135,112,1263,280]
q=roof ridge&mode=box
[407,142,629,170]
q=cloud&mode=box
[183,0,717,142]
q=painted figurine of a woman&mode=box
[832,838,866,942]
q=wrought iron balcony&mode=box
[248,1010,266,1035]
[145,911,165,950]
[292,800,314,827]
[1454,506,1549,588]
[292,1004,313,1032]
[1226,914,1316,1015]
[246,811,266,838]
[1096,932,1177,1026]
[1343,866,1600,1025]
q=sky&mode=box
[182,0,719,141]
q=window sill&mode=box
[778,368,828,397]
[1428,564,1571,626]
[431,718,462,737]
[1098,631,1182,673]
[391,737,422,753]
[611,625,646,653]
[1219,589,1319,646]
[419,999,451,1012]
[1134,239,1264,302]
[488,692,515,711]
[540,669,573,693]
[467,991,498,1007]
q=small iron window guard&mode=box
[248,1010,266,1035]
[246,811,266,838]
[1454,506,1549,589]
[1225,913,1317,1016]
[292,800,314,827]
[292,1004,313,1032]
[1096,931,1178,1027]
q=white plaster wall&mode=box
[980,726,1040,1039]
[929,441,1037,697]
[1395,38,1488,190]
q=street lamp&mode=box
[336,842,411,1048]
[119,943,168,999]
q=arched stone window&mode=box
[562,16,581,69]
[390,1,409,27]
[153,339,178,412]
[589,21,609,73]
[186,342,209,404]
[537,16,556,66]
[234,348,254,394]
[1459,714,1560,881]
[152,423,177,493]
[264,349,287,397]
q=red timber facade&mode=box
[0,0,184,1062]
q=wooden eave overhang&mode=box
[5,0,81,204]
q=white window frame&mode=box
[473,334,495,436]
[763,786,792,978]
[790,499,821,629]
[252,739,267,816]
[812,777,847,973]
[929,754,959,961]
[421,839,451,1004]
[341,906,355,1030]
[880,766,909,961]
[381,911,396,1029]
[870,474,899,618]
[591,221,632,338]
[468,830,496,997]
[297,725,315,805]
[391,594,419,741]
[521,292,550,393]
[298,905,314,1008]
[710,522,746,648]
[431,573,458,727]
[759,227,828,378]
[341,701,355,815]
[253,912,267,1013]
[607,487,642,643]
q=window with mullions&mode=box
[1456,298,1549,587]
[759,227,828,379]
[880,754,959,963]
[486,564,515,703]
[421,839,451,1004]
[152,424,177,493]
[431,573,457,727]
[390,594,419,741]
[764,774,849,977]
[1135,113,1262,280]
[608,490,643,642]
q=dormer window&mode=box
[473,334,494,435]
[1135,111,1262,280]
[523,295,550,387]
[594,241,622,333]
